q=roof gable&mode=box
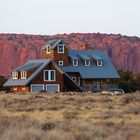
[4,59,65,87]
[42,39,70,50]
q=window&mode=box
[46,45,51,54]
[97,60,103,66]
[21,71,27,79]
[73,60,78,66]
[22,86,26,91]
[72,77,76,82]
[85,60,90,66]
[44,70,55,81]
[12,71,18,79]
[13,86,17,91]
[59,61,64,66]
[57,44,64,53]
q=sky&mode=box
[0,0,140,37]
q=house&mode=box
[4,39,120,92]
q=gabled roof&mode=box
[61,50,120,79]
[13,60,45,71]
[42,39,70,50]
[4,59,51,86]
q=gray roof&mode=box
[4,49,120,87]
[14,59,47,71]
[61,50,120,79]
[90,54,103,60]
[4,59,51,86]
[42,39,70,50]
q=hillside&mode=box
[0,33,140,76]
[0,92,140,140]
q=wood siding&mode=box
[44,43,69,66]
[67,72,81,85]
[30,63,64,92]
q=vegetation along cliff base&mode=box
[0,92,140,140]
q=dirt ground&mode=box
[0,91,140,140]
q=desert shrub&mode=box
[109,70,139,93]
[98,96,112,103]
[121,93,140,105]
[42,122,56,131]
[44,130,75,140]
[126,108,140,115]
[63,110,78,120]
[101,111,123,119]
[0,76,10,91]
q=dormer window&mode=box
[73,60,78,66]
[12,71,18,79]
[97,60,103,66]
[57,44,64,53]
[21,71,27,79]
[85,60,90,67]
[46,45,51,54]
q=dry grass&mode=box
[0,92,140,140]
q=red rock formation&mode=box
[0,33,140,76]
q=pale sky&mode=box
[0,0,140,37]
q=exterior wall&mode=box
[27,68,38,78]
[84,79,108,85]
[44,43,69,66]
[53,47,69,66]
[44,49,55,60]
[30,63,64,92]
[11,86,30,92]
[67,72,81,85]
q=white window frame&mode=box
[72,60,78,66]
[13,86,17,91]
[57,44,64,53]
[44,70,56,81]
[21,71,27,79]
[59,61,64,66]
[12,71,18,79]
[72,77,76,82]
[85,60,90,67]
[97,60,103,66]
[22,86,26,91]
[46,45,51,54]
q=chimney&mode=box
[82,43,90,50]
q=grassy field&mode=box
[0,92,140,140]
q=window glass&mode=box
[59,61,64,66]
[12,72,18,79]
[97,60,102,66]
[58,45,64,53]
[44,70,55,81]
[50,71,55,81]
[21,71,26,79]
[45,71,49,81]
[85,60,90,66]
[46,45,50,53]
[72,77,76,82]
[73,60,78,66]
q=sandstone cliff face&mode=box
[0,33,140,76]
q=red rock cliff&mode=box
[0,33,140,76]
